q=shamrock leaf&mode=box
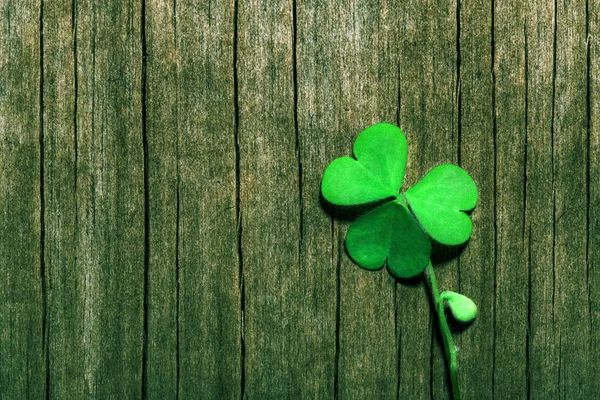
[405,164,478,246]
[322,122,480,399]
[321,122,478,279]
[346,198,431,279]
[321,123,407,205]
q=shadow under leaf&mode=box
[319,192,396,221]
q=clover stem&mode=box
[424,261,461,400]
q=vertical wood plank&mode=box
[237,0,301,397]
[493,0,528,397]
[588,1,600,397]
[397,0,458,398]
[331,1,399,398]
[75,1,144,397]
[145,1,178,397]
[176,1,241,398]
[457,0,495,398]
[524,1,559,398]
[553,0,591,397]
[42,0,84,397]
[0,1,44,398]
[294,0,340,397]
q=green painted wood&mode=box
[589,3,600,399]
[523,2,559,399]
[295,0,339,397]
[175,0,241,398]
[493,0,528,398]
[236,0,303,397]
[0,1,44,398]
[42,0,83,397]
[72,1,145,397]
[553,0,591,397]
[144,1,178,398]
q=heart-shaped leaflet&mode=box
[321,123,407,205]
[405,164,478,246]
[346,198,431,279]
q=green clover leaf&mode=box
[321,122,478,279]
[405,164,478,245]
[321,122,407,205]
[346,198,430,279]
[321,122,480,400]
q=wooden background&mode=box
[1,0,599,398]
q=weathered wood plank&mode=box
[553,0,591,397]
[42,0,83,397]
[0,1,44,398]
[456,0,495,398]
[74,1,144,397]
[237,0,302,397]
[523,1,559,399]
[328,2,399,398]
[397,0,459,398]
[144,1,178,397]
[493,0,528,397]
[175,1,241,398]
[295,0,340,397]
[589,2,600,398]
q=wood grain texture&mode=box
[74,1,145,397]
[524,1,559,398]
[493,0,528,397]
[457,0,495,398]
[1,1,599,398]
[589,1,600,398]
[42,0,81,397]
[295,0,340,397]
[176,0,241,398]
[552,0,591,397]
[236,0,303,397]
[145,1,178,397]
[0,1,44,398]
